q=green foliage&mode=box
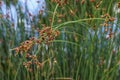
[0,0,120,80]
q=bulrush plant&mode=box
[1,0,120,80]
[13,26,60,72]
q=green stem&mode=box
[51,4,59,27]
[53,18,105,30]
[53,40,80,47]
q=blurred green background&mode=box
[0,0,120,80]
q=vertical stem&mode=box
[51,4,59,27]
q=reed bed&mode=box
[0,0,120,80]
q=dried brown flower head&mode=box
[118,2,120,8]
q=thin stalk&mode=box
[51,4,59,27]
[53,40,80,47]
[53,18,105,30]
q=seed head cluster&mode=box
[13,26,60,71]
[51,0,68,6]
[23,53,42,72]
[101,13,115,39]
[13,26,59,54]
[38,26,60,44]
